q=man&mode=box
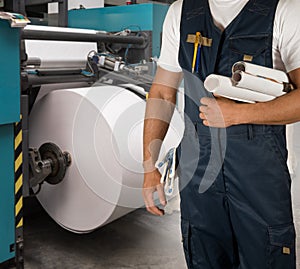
[143,0,300,268]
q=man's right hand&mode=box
[143,168,166,216]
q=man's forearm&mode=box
[236,88,300,125]
[143,84,177,171]
[236,68,300,125]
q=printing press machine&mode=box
[0,3,185,268]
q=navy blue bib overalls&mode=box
[177,0,296,268]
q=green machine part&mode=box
[68,3,170,58]
[0,19,21,265]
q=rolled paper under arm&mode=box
[232,61,289,83]
[232,70,286,97]
[204,74,275,103]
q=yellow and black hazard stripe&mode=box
[14,117,24,268]
[14,118,23,230]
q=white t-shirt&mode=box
[158,0,300,74]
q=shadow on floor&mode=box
[24,198,186,269]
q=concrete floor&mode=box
[24,198,186,269]
[24,178,300,269]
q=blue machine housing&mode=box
[68,3,169,58]
[0,124,15,264]
[0,20,20,124]
[0,19,21,264]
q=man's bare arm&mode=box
[143,84,177,168]
[143,67,182,216]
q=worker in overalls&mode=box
[143,0,300,268]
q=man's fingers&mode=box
[157,183,167,206]
[199,105,208,113]
[144,193,164,216]
[146,206,164,216]
[143,187,156,207]
[203,120,209,126]
[143,184,165,216]
[200,97,214,105]
[199,112,206,119]
[200,97,209,105]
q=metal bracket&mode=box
[29,142,71,189]
[28,147,52,188]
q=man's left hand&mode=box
[199,96,240,128]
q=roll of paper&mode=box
[232,61,289,83]
[232,71,286,97]
[25,28,98,68]
[204,74,274,103]
[29,85,184,233]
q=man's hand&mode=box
[143,169,166,216]
[199,95,240,127]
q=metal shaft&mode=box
[21,29,145,45]
[25,74,96,86]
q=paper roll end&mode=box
[232,61,246,73]
[204,74,220,92]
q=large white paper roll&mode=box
[204,74,274,103]
[29,85,184,233]
[25,27,98,68]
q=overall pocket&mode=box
[263,133,290,177]
[229,34,271,66]
[267,223,296,269]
